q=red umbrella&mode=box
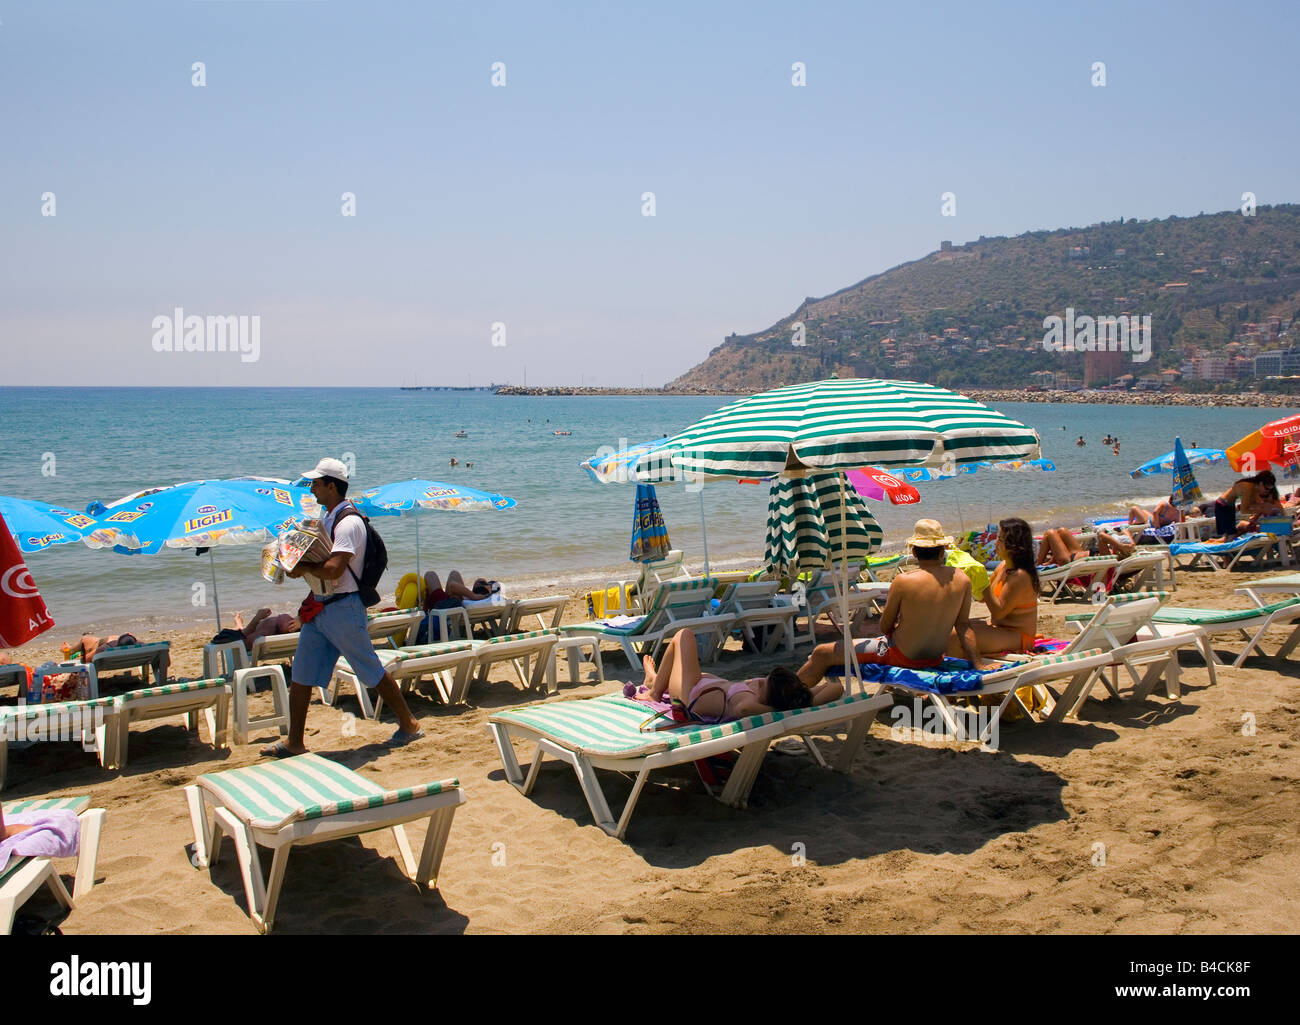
[1227,414,1300,474]
[847,467,922,505]
[0,512,55,648]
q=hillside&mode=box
[667,205,1300,393]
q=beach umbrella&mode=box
[0,512,55,648]
[352,479,516,578]
[1169,438,1204,508]
[846,468,921,505]
[582,438,719,574]
[82,478,315,629]
[1226,414,1300,476]
[630,484,671,563]
[0,496,102,554]
[633,378,1040,685]
[766,473,883,575]
[1130,445,1226,479]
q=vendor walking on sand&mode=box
[261,457,423,758]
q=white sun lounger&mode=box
[331,641,477,719]
[1111,549,1174,591]
[718,580,799,654]
[500,594,569,634]
[185,753,465,933]
[487,690,892,840]
[599,549,691,616]
[796,570,888,644]
[1236,573,1300,606]
[87,641,171,687]
[1037,555,1120,603]
[0,696,121,791]
[1143,597,1300,684]
[562,578,729,666]
[114,678,231,769]
[1170,532,1276,572]
[0,795,106,933]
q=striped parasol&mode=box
[643,377,1041,480]
[766,473,883,576]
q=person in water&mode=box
[639,629,840,721]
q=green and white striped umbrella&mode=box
[766,473,883,576]
[645,377,1041,480]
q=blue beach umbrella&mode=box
[82,478,316,628]
[1129,444,1226,479]
[630,484,671,563]
[353,479,516,578]
[0,496,102,554]
[1169,438,1204,508]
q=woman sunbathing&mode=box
[640,630,841,721]
[1128,497,1181,528]
[235,608,300,651]
[1035,527,1089,566]
[967,517,1039,654]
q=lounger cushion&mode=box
[3,796,90,815]
[1169,532,1268,556]
[489,691,883,759]
[119,678,226,700]
[1150,597,1300,625]
[197,753,459,830]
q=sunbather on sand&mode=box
[1035,527,1089,566]
[640,629,840,721]
[1128,497,1181,528]
[61,633,138,661]
[235,608,300,651]
[798,519,986,681]
[964,517,1039,654]
[421,571,498,611]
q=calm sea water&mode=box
[1,387,1295,635]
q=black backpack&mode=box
[331,504,388,607]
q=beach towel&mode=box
[589,614,646,634]
[855,660,990,694]
[0,810,80,876]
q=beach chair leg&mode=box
[1277,625,1300,659]
[718,741,771,809]
[73,808,106,899]
[832,712,874,771]
[215,807,270,933]
[184,785,212,868]
[415,805,457,889]
[927,695,967,739]
[1047,667,1102,722]
[489,723,527,789]
[258,844,292,935]
[116,716,131,770]
[612,765,652,840]
[391,824,417,878]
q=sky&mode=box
[2,0,1297,387]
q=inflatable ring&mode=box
[394,572,427,610]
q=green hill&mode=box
[667,205,1300,393]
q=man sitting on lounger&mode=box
[797,519,984,684]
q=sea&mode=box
[2,387,1296,635]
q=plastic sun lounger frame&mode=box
[500,594,569,634]
[0,795,106,934]
[879,648,1116,748]
[561,578,730,666]
[114,678,232,769]
[1237,574,1300,606]
[184,753,465,934]
[1144,597,1300,685]
[796,570,888,645]
[86,641,171,687]
[0,696,122,792]
[1037,555,1120,603]
[330,641,477,719]
[1110,549,1174,591]
[487,691,892,840]
[247,609,424,667]
[599,549,690,617]
[716,580,799,655]
[1169,532,1276,573]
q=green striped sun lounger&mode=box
[0,794,106,932]
[115,677,231,768]
[0,696,121,791]
[561,578,729,666]
[184,752,466,933]
[1144,597,1300,684]
[487,690,891,840]
[330,641,476,719]
[87,640,171,687]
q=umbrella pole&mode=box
[698,489,710,576]
[415,515,421,580]
[209,549,222,631]
[837,473,858,692]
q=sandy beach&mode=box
[5,558,1299,936]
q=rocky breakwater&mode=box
[967,389,1300,408]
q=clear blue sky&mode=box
[2,0,1296,386]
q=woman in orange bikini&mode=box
[970,517,1039,654]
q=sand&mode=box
[5,566,1299,935]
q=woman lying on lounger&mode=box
[967,517,1039,654]
[1035,527,1091,566]
[1128,496,1181,529]
[639,630,842,722]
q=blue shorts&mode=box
[291,593,385,691]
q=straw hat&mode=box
[905,518,954,549]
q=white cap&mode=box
[302,457,349,481]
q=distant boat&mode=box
[553,430,572,436]
[454,430,468,439]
